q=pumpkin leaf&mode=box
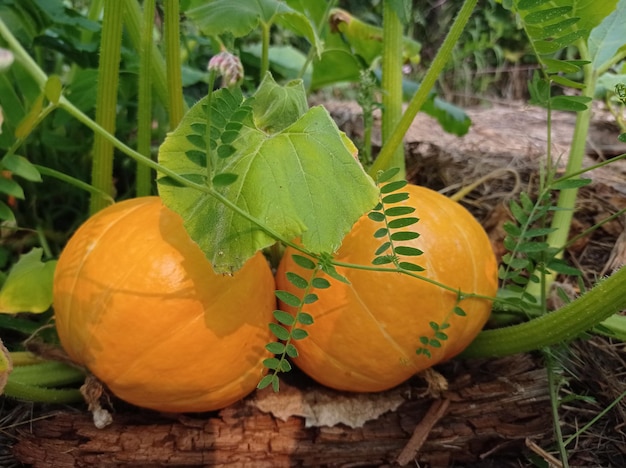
[587,0,626,70]
[185,0,321,57]
[0,248,56,314]
[158,76,378,273]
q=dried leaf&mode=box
[251,383,406,428]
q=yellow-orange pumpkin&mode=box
[276,184,498,392]
[53,197,276,412]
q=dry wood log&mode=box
[12,355,552,467]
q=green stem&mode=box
[380,1,405,179]
[124,0,175,111]
[525,41,595,299]
[205,70,217,183]
[563,389,626,447]
[0,15,167,196]
[36,224,53,258]
[136,0,156,197]
[35,164,115,203]
[298,0,338,81]
[8,351,42,366]
[462,266,626,358]
[3,379,83,404]
[260,22,270,79]
[546,352,569,467]
[89,0,125,214]
[68,0,103,80]
[58,101,200,191]
[82,0,104,44]
[0,18,46,88]
[9,361,85,387]
[368,0,477,177]
[164,0,185,129]
[597,48,626,77]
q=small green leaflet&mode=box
[158,76,378,273]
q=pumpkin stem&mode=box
[2,355,85,403]
[368,0,479,177]
[462,266,626,358]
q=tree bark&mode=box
[12,354,552,467]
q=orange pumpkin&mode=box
[53,197,276,412]
[276,184,498,392]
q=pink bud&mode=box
[208,52,244,87]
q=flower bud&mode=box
[208,52,244,88]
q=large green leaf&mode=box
[0,248,56,314]
[185,0,320,56]
[310,42,362,91]
[242,43,309,81]
[588,0,626,70]
[284,0,327,26]
[158,77,378,273]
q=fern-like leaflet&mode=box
[258,254,330,392]
[499,186,585,313]
[369,167,424,271]
[510,0,593,111]
[371,168,467,358]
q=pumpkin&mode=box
[276,184,498,392]
[53,197,276,413]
